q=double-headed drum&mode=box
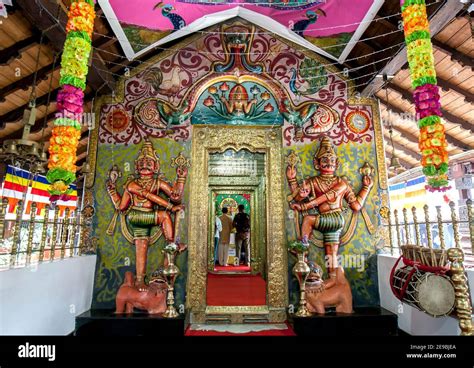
[392,267,455,317]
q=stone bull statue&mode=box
[115,271,167,314]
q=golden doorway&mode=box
[186,126,288,323]
[208,149,266,275]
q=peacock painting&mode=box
[292,9,327,37]
[153,2,186,31]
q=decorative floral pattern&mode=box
[401,0,449,191]
[99,26,372,147]
[47,0,95,195]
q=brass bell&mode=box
[389,156,402,170]
[39,150,48,162]
[81,162,91,174]
[29,144,40,158]
[5,141,19,155]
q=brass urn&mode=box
[293,252,312,317]
[162,252,180,318]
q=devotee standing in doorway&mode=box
[218,207,233,266]
[214,213,222,265]
[233,204,250,265]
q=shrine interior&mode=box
[1,0,474,346]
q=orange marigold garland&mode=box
[47,0,95,196]
[401,0,449,191]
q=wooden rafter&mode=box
[379,110,421,145]
[14,0,115,93]
[0,34,42,65]
[383,131,422,161]
[379,103,469,152]
[0,88,59,126]
[1,111,58,141]
[431,39,474,70]
[436,76,474,104]
[374,15,398,31]
[0,61,60,102]
[0,93,94,135]
[387,83,473,134]
[398,66,473,103]
[378,97,471,151]
[362,0,465,96]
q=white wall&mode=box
[0,255,96,335]
[378,254,474,335]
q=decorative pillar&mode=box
[46,0,95,195]
[400,0,449,191]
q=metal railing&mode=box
[0,198,96,270]
[385,200,474,266]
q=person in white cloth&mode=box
[214,213,222,265]
[218,207,233,266]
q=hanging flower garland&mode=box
[400,0,449,191]
[47,0,95,196]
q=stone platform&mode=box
[291,307,398,336]
[74,309,185,336]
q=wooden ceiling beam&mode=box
[399,67,474,103]
[93,36,117,50]
[383,132,422,161]
[431,39,474,70]
[15,0,115,93]
[378,98,471,151]
[0,93,94,134]
[437,76,474,104]
[387,83,473,134]
[374,15,398,31]
[1,111,58,141]
[0,34,42,65]
[362,0,465,97]
[0,88,59,126]
[0,61,60,102]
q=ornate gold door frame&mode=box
[186,125,288,323]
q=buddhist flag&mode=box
[0,165,78,218]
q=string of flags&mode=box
[0,165,78,218]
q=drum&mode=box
[392,266,455,317]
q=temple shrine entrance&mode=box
[206,149,267,308]
[208,149,266,275]
[186,126,288,323]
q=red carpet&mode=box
[185,323,296,336]
[207,273,266,306]
[213,265,251,272]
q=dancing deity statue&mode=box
[286,136,373,279]
[106,139,188,291]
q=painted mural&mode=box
[98,0,383,62]
[215,193,251,216]
[192,81,282,125]
[90,20,387,309]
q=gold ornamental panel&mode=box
[186,125,288,321]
